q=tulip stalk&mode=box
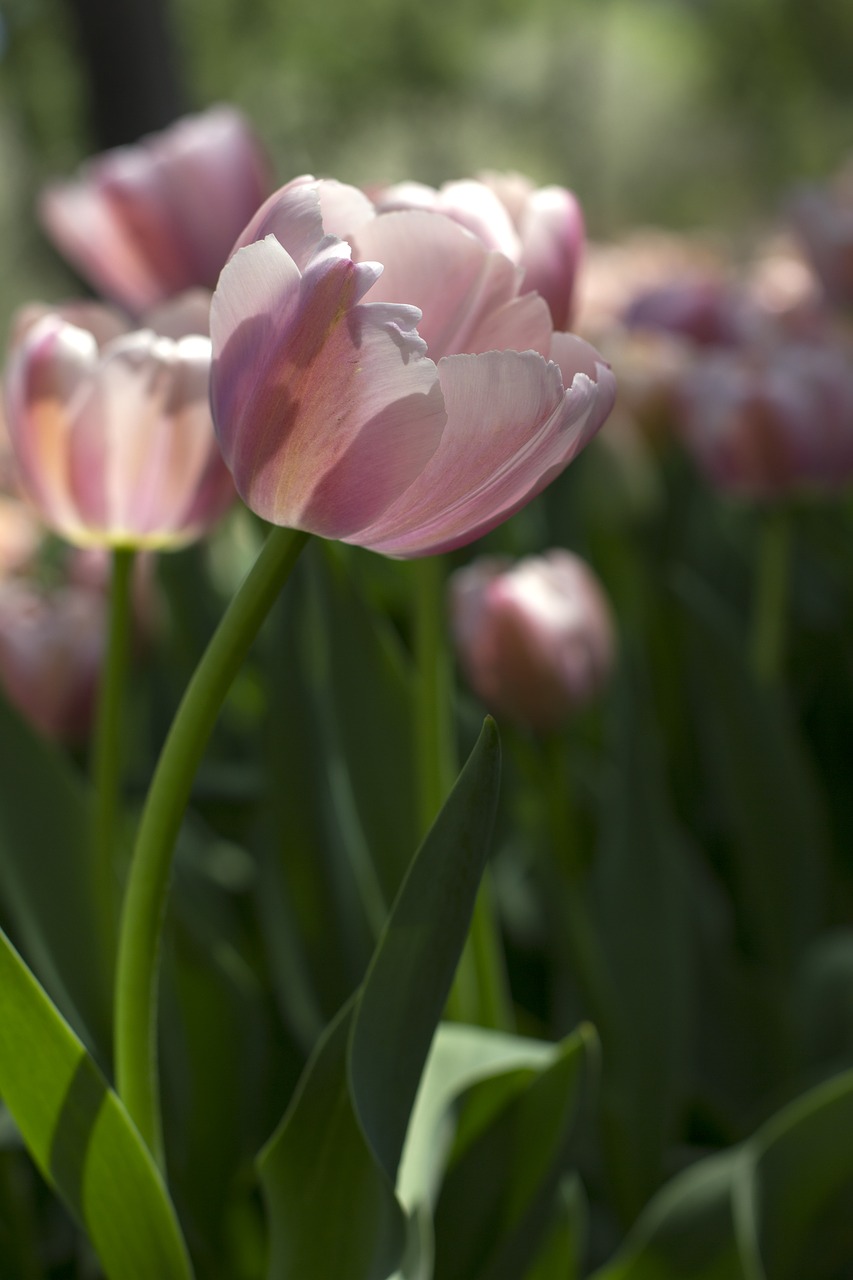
[90,546,135,976]
[114,524,309,1165]
[412,555,513,1031]
[750,507,791,686]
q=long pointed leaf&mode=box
[0,926,194,1280]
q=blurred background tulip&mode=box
[449,549,615,734]
[3,302,235,549]
[37,106,270,315]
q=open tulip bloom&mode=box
[210,176,615,557]
[4,303,235,550]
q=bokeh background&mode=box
[2,0,853,337]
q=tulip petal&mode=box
[352,211,536,360]
[210,236,448,538]
[349,347,615,556]
[517,186,584,330]
[4,318,97,535]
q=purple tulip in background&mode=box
[3,300,235,549]
[677,339,853,499]
[38,106,270,315]
[450,549,616,734]
[374,171,585,330]
[210,176,615,558]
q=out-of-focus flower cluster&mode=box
[572,155,853,504]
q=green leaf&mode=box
[592,1069,853,1280]
[0,925,194,1280]
[0,693,109,1050]
[523,1176,588,1280]
[259,718,502,1280]
[431,1025,596,1280]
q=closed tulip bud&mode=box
[3,302,235,549]
[450,550,616,734]
[0,579,105,743]
[211,176,614,558]
[38,106,270,315]
[677,340,853,499]
[374,172,584,330]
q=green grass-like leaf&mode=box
[0,925,194,1280]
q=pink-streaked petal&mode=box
[229,176,328,270]
[353,210,523,359]
[4,317,97,534]
[211,236,447,537]
[349,347,612,556]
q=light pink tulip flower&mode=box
[677,339,853,499]
[374,172,585,330]
[39,106,270,315]
[4,301,235,549]
[211,176,615,558]
[450,550,616,734]
[0,579,106,743]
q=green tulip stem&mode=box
[751,506,791,686]
[543,733,616,1050]
[412,555,513,1031]
[91,546,136,976]
[114,525,309,1165]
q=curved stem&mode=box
[114,526,309,1165]
[90,546,135,973]
[411,556,513,1030]
[750,507,791,686]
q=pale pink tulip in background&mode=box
[450,549,616,733]
[38,106,270,315]
[211,176,615,558]
[3,302,235,549]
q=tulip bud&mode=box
[38,106,270,315]
[3,301,235,550]
[0,579,105,743]
[450,550,616,734]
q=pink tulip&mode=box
[3,301,235,549]
[677,339,853,499]
[374,172,585,330]
[450,550,616,733]
[788,162,853,311]
[211,176,615,558]
[38,106,270,315]
[0,579,105,743]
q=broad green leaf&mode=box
[0,925,193,1280]
[592,1069,853,1280]
[259,718,502,1280]
[0,693,109,1050]
[675,572,828,971]
[591,1151,748,1280]
[431,1026,595,1280]
[754,1068,853,1280]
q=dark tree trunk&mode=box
[62,0,189,148]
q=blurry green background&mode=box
[1,0,853,337]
